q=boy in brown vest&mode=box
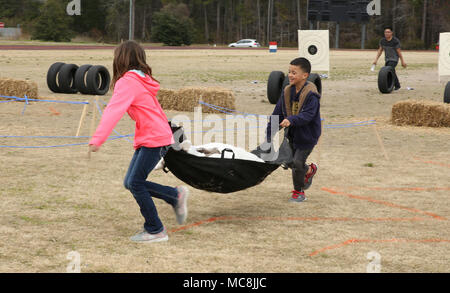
[266,57,321,202]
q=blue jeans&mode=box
[124,146,179,234]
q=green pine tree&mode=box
[31,0,75,42]
[151,3,195,46]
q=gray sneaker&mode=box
[130,228,168,243]
[303,163,318,190]
[174,186,189,225]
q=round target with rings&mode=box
[298,30,329,72]
[439,33,450,77]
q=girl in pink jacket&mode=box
[89,41,189,243]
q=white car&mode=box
[228,39,261,48]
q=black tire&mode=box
[444,81,450,104]
[46,62,65,93]
[378,66,395,94]
[86,65,111,95]
[307,73,322,95]
[281,75,290,91]
[267,71,285,104]
[280,72,322,95]
[58,63,79,94]
[74,64,93,94]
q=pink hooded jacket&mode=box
[89,71,174,149]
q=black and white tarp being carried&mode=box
[157,122,294,194]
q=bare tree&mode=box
[267,0,273,44]
[216,0,221,43]
[392,0,397,32]
[204,2,209,42]
[421,0,428,42]
[256,0,261,41]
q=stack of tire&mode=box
[47,62,111,95]
[267,71,322,104]
[377,66,395,94]
[444,81,450,104]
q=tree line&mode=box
[0,0,448,49]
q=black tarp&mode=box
[163,148,279,193]
[162,122,292,194]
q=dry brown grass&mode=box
[0,46,449,272]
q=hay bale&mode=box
[156,88,179,111]
[391,100,450,127]
[0,78,38,100]
[157,86,235,114]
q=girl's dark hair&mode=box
[384,26,393,32]
[290,57,311,74]
[112,40,158,89]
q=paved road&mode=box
[0,44,434,53]
[0,44,277,50]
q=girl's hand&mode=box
[280,119,291,128]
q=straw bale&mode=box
[156,88,179,110]
[0,78,39,100]
[157,86,235,113]
[391,100,450,127]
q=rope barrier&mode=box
[21,95,29,115]
[1,95,90,105]
[1,97,378,149]
[3,95,372,128]
[199,101,269,118]
[1,135,91,139]
[0,134,133,149]
[324,120,376,128]
[198,101,376,128]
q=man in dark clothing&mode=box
[265,57,321,203]
[373,26,407,90]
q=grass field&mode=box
[0,45,449,272]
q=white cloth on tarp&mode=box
[155,140,264,170]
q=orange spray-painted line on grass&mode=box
[169,216,233,233]
[412,157,450,168]
[321,187,447,221]
[49,107,60,115]
[332,186,450,192]
[310,238,450,256]
[168,216,430,234]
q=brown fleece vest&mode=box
[283,82,318,117]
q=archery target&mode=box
[439,32,450,77]
[298,30,330,72]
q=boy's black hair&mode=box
[290,57,311,74]
[384,26,393,32]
